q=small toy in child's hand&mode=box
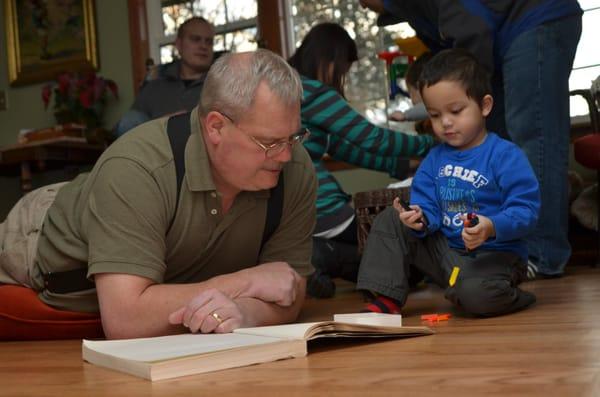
[398,198,413,212]
[398,198,423,224]
[463,213,479,253]
[398,198,429,231]
[463,212,479,228]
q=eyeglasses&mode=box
[219,111,310,159]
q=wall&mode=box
[0,0,134,218]
[334,169,397,195]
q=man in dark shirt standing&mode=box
[115,17,215,136]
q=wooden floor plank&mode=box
[1,266,599,396]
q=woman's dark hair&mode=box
[288,23,358,96]
[418,48,492,105]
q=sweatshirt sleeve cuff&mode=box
[488,215,510,243]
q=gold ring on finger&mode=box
[211,311,223,324]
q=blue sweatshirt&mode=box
[410,133,540,259]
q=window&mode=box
[570,1,600,117]
[290,1,599,120]
[290,1,415,126]
[147,0,258,65]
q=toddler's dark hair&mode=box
[405,52,433,89]
[418,48,492,105]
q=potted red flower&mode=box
[42,71,119,130]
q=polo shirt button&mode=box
[210,209,217,215]
[211,192,217,198]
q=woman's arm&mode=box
[302,85,433,174]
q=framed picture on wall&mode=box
[4,0,98,86]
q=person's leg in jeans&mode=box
[501,16,582,276]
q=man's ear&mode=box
[481,94,494,117]
[204,111,225,145]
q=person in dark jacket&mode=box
[115,17,215,136]
[360,0,582,279]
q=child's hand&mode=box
[393,197,426,231]
[461,214,495,250]
[390,111,406,121]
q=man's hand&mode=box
[359,0,385,13]
[461,214,495,250]
[239,262,301,306]
[393,197,426,231]
[168,288,245,334]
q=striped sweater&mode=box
[300,76,434,233]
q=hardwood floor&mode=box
[1,265,599,396]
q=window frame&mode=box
[146,0,261,64]
[127,0,289,92]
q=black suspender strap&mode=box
[166,112,192,234]
[43,268,95,294]
[261,175,284,252]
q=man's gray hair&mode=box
[199,49,303,120]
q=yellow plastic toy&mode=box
[394,36,429,57]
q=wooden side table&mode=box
[0,137,105,193]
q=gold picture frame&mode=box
[5,0,98,86]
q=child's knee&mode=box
[447,277,535,317]
[371,207,400,231]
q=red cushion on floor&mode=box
[574,133,600,169]
[0,285,103,340]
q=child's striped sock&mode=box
[362,295,402,314]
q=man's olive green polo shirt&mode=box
[33,109,316,313]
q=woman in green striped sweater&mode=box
[288,23,434,297]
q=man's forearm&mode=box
[97,271,252,339]
[97,268,303,339]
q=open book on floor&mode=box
[82,312,433,381]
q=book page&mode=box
[333,312,402,327]
[235,317,431,340]
[306,322,433,338]
[83,333,284,363]
[234,322,322,340]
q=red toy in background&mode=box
[377,50,414,100]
